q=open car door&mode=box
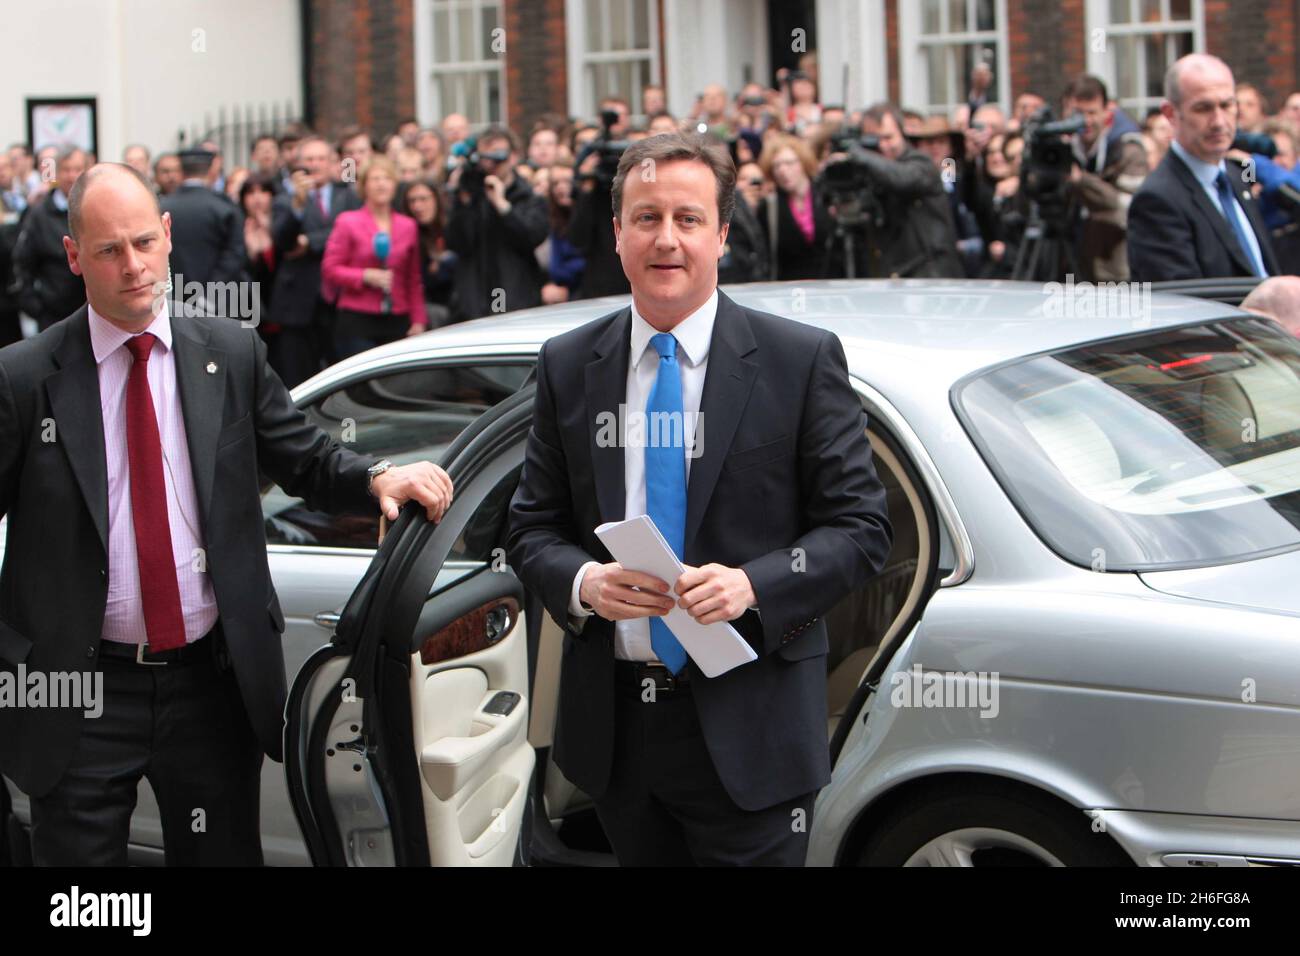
[286,386,536,866]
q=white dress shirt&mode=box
[1169,139,1268,277]
[567,290,718,661]
[89,302,219,645]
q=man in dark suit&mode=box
[160,148,247,290]
[0,163,453,865]
[270,135,361,387]
[11,147,88,332]
[1128,53,1280,282]
[506,132,892,866]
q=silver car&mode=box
[7,279,1300,867]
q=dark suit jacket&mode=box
[505,290,893,811]
[0,303,379,797]
[270,183,362,328]
[10,193,86,329]
[161,183,247,288]
[1128,150,1279,282]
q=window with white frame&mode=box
[1086,0,1203,118]
[423,0,506,126]
[565,0,660,120]
[899,0,1009,118]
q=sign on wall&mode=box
[26,97,99,156]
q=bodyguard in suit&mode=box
[0,163,453,865]
[506,132,892,865]
[1128,54,1280,282]
[270,135,361,387]
[160,148,247,288]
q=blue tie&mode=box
[644,332,688,675]
[1214,171,1267,278]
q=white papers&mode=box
[594,515,758,678]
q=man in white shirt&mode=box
[506,131,892,865]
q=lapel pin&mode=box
[205,361,218,374]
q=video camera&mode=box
[1020,107,1087,207]
[575,109,631,190]
[814,127,888,234]
[448,136,512,198]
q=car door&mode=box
[287,385,536,866]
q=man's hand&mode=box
[484,174,510,213]
[370,461,454,522]
[290,170,313,211]
[579,563,675,620]
[675,564,756,625]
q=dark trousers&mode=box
[28,628,264,866]
[592,681,816,866]
[268,325,320,390]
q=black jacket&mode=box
[758,185,838,280]
[161,183,248,289]
[717,197,770,283]
[1128,149,1279,282]
[445,174,549,320]
[0,304,379,797]
[270,183,362,328]
[11,193,85,330]
[852,147,964,278]
[505,290,893,811]
[566,181,630,298]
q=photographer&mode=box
[825,103,963,278]
[445,125,549,320]
[1062,74,1148,281]
[567,110,632,297]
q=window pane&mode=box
[434,8,450,62]
[949,0,967,32]
[1114,36,1138,101]
[487,69,502,123]
[481,5,498,60]
[1169,0,1192,20]
[456,6,474,60]
[588,0,605,52]
[976,0,995,32]
[633,0,649,49]
[1110,0,1131,24]
[466,70,483,122]
[1174,29,1193,59]
[924,45,948,108]
[1140,0,1161,23]
[610,0,629,52]
[923,0,941,34]
[1144,33,1168,100]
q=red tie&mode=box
[124,333,187,651]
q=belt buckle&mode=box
[136,642,169,666]
[646,663,675,692]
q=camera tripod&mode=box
[1011,198,1078,283]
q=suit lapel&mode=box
[585,309,631,527]
[170,315,227,529]
[46,308,109,554]
[1166,151,1256,276]
[1232,163,1279,274]
[684,291,757,556]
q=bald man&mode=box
[0,163,454,865]
[1128,53,1279,281]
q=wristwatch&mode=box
[367,458,394,496]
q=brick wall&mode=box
[503,0,568,134]
[307,0,415,143]
[1009,0,1085,105]
[1206,0,1297,110]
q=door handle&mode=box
[314,611,341,630]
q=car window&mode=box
[956,317,1300,570]
[263,362,533,549]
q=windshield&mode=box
[955,316,1300,571]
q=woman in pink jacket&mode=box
[322,156,427,359]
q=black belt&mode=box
[98,620,224,667]
[614,659,691,694]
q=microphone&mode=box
[372,231,392,315]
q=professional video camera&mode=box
[447,136,512,199]
[1011,107,1087,281]
[575,109,631,190]
[812,126,889,277]
[1020,107,1087,206]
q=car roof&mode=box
[301,279,1245,397]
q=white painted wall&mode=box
[0,0,301,163]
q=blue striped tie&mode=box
[1215,171,1267,278]
[645,332,688,675]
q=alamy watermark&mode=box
[0,665,103,718]
[889,663,1000,718]
[594,404,704,457]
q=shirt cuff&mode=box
[568,561,601,617]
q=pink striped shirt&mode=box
[88,303,218,645]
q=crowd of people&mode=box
[2,50,1298,389]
